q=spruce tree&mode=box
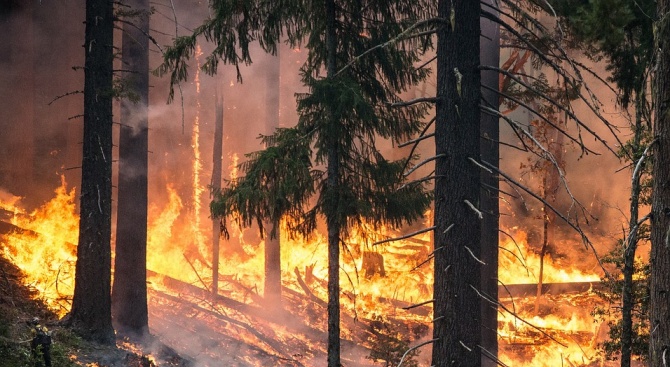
[159,1,434,366]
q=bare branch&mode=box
[464,199,484,219]
[402,299,434,310]
[373,226,436,246]
[399,132,435,148]
[396,339,439,367]
[481,159,612,280]
[404,154,444,177]
[469,284,568,348]
[389,96,438,107]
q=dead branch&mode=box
[398,173,438,190]
[398,132,435,148]
[402,299,434,310]
[469,284,568,348]
[404,154,444,177]
[182,253,211,292]
[293,267,326,307]
[372,226,435,246]
[389,96,438,107]
[48,90,83,106]
[397,338,438,367]
[481,160,612,280]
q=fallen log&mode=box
[499,281,604,298]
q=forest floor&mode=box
[0,254,193,367]
[0,252,424,367]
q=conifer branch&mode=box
[334,17,441,78]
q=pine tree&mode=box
[68,0,115,344]
[431,1,482,366]
[111,0,150,337]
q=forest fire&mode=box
[0,174,621,366]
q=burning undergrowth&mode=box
[0,176,640,366]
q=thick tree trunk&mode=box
[69,0,115,344]
[111,0,150,337]
[479,2,500,364]
[324,0,341,366]
[264,50,282,306]
[650,2,670,364]
[432,1,482,366]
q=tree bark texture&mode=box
[70,0,115,344]
[111,0,150,336]
[325,0,341,366]
[432,1,482,366]
[650,1,670,364]
[479,1,500,364]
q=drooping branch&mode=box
[481,159,612,280]
[482,66,618,156]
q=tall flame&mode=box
[0,176,78,315]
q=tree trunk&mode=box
[650,2,670,363]
[479,1,500,364]
[69,0,115,344]
[621,95,647,367]
[432,1,482,366]
[211,92,223,298]
[111,0,150,337]
[325,0,341,366]
[264,50,282,306]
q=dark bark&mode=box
[111,0,150,336]
[479,2,500,364]
[325,0,341,366]
[69,0,115,344]
[621,96,646,367]
[264,50,282,306]
[432,1,482,366]
[650,2,670,364]
[212,94,223,297]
